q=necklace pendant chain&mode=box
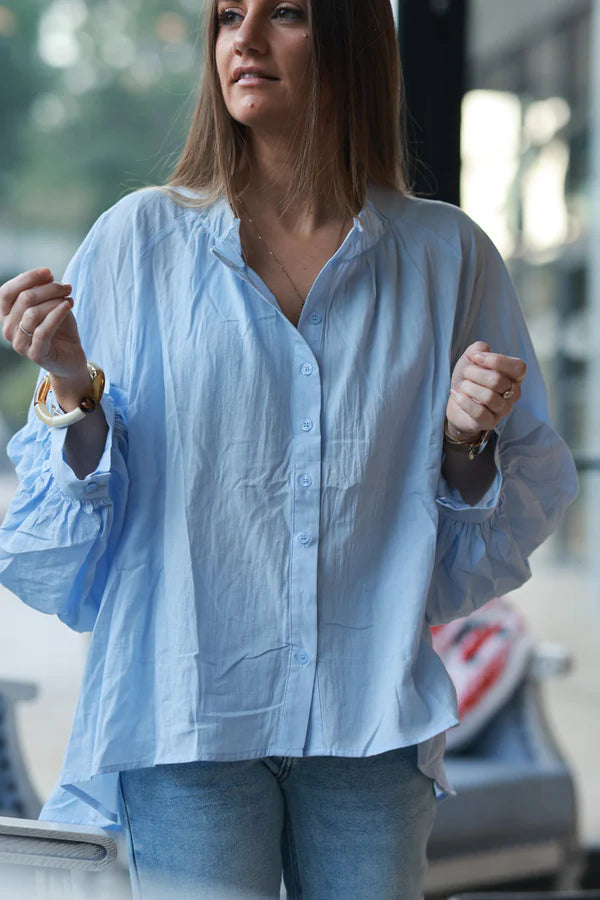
[252,221,306,308]
[240,202,346,314]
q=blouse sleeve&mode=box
[426,224,578,626]
[0,212,132,632]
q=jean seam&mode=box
[263,755,294,784]
[277,756,294,784]
[119,772,143,900]
[282,802,302,900]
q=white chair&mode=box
[0,816,118,899]
[0,678,125,899]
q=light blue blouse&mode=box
[0,187,577,829]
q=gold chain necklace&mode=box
[240,202,346,312]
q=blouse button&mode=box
[299,474,313,488]
[301,418,313,432]
[296,650,310,666]
[301,362,314,376]
[297,532,311,546]
[84,482,98,494]
[309,312,322,325]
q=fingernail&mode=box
[450,387,460,398]
[473,353,486,364]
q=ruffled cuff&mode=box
[436,431,503,524]
[49,388,116,502]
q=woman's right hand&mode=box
[0,268,91,407]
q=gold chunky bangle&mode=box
[34,362,105,428]
[443,422,490,461]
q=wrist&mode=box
[50,369,94,413]
[35,362,105,428]
[443,420,483,444]
[443,420,491,461]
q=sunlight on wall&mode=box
[461,89,521,258]
[522,139,570,255]
[462,90,573,262]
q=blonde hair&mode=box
[167,0,408,218]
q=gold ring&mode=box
[18,322,34,338]
[503,385,514,400]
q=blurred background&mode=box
[0,0,599,887]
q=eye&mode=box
[216,7,243,26]
[272,5,304,21]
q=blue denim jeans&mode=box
[119,747,436,900]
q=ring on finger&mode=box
[18,322,34,338]
[502,383,514,400]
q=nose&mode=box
[233,11,267,55]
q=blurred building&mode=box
[464,0,598,563]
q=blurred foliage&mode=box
[0,0,204,432]
[0,0,204,232]
[0,348,37,432]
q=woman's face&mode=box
[214,0,311,138]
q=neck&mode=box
[237,130,338,235]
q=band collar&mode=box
[209,191,390,270]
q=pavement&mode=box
[0,469,599,855]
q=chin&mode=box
[230,107,287,133]
[226,95,301,134]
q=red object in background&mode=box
[431,596,534,751]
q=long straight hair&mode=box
[168,0,408,218]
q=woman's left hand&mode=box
[445,340,527,441]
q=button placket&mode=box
[281,337,321,746]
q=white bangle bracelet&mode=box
[34,362,105,428]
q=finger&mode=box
[449,389,497,431]
[29,300,76,362]
[4,281,72,328]
[2,283,72,343]
[0,268,54,317]
[11,298,73,355]
[12,299,74,359]
[471,350,527,383]
[20,296,73,334]
[460,364,514,397]
[465,340,491,357]
[445,396,485,438]
[457,379,506,415]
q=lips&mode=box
[232,67,278,83]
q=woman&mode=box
[0,0,577,898]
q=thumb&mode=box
[465,340,490,361]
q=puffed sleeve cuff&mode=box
[48,382,119,502]
[436,430,503,524]
[426,414,578,626]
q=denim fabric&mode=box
[119,747,436,900]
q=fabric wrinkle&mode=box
[0,185,577,829]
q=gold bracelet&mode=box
[443,422,490,461]
[34,362,105,428]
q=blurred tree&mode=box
[0,0,204,430]
[0,352,37,431]
[1,0,203,232]
[0,2,52,199]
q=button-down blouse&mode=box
[0,187,577,829]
